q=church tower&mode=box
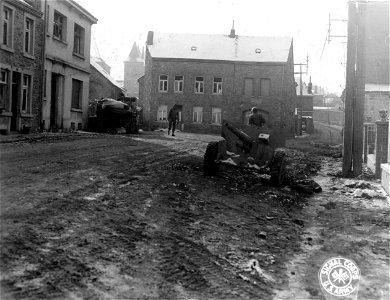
[124,42,145,97]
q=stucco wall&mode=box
[41,0,95,131]
[89,65,123,100]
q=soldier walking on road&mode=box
[168,104,180,136]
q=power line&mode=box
[320,35,328,60]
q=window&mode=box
[174,75,184,93]
[195,76,204,93]
[53,11,66,41]
[71,79,83,109]
[73,23,85,56]
[213,77,222,94]
[244,78,254,96]
[24,17,34,55]
[2,6,13,48]
[0,69,9,110]
[157,105,167,121]
[193,106,203,123]
[21,75,31,113]
[260,78,271,96]
[211,108,221,125]
[159,75,168,92]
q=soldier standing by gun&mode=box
[248,107,266,127]
[168,104,180,136]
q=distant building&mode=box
[123,42,144,97]
[139,28,296,144]
[362,0,389,123]
[364,84,389,122]
[41,0,97,131]
[0,0,44,133]
[295,78,313,116]
[90,57,125,100]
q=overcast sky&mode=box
[77,0,349,95]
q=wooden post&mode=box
[352,2,366,176]
[342,1,357,177]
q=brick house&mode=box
[124,41,144,97]
[41,0,97,131]
[139,29,296,144]
[0,0,44,133]
[90,57,125,100]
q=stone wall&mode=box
[0,0,44,132]
[124,60,144,97]
[141,49,295,145]
[313,109,344,126]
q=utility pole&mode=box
[353,2,365,176]
[342,1,365,177]
[342,2,356,176]
[327,13,348,44]
[294,57,309,116]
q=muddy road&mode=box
[0,131,389,299]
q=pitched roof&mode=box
[125,42,144,62]
[15,0,32,7]
[90,57,124,91]
[147,32,292,63]
[69,0,98,24]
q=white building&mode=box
[41,0,97,131]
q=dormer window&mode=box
[255,48,261,53]
[191,46,197,51]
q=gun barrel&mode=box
[224,122,254,146]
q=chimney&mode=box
[229,20,235,38]
[146,31,154,45]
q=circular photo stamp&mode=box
[319,257,360,297]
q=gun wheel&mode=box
[270,150,286,186]
[204,141,220,176]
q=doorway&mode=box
[10,72,21,131]
[50,73,60,129]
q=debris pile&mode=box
[309,142,343,158]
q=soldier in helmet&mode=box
[248,107,266,127]
[168,104,180,136]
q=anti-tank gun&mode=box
[203,119,286,186]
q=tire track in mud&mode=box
[137,164,276,300]
[1,135,206,299]
[1,133,307,299]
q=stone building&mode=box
[0,0,44,133]
[41,0,97,131]
[90,57,125,100]
[123,42,144,97]
[295,79,314,117]
[139,29,296,144]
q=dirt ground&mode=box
[0,129,389,299]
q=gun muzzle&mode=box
[224,122,254,147]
